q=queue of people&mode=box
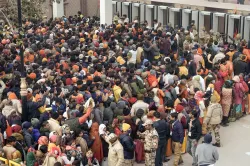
[0,11,249,166]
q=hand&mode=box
[193,140,198,146]
[72,151,76,157]
[6,120,9,127]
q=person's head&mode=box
[107,133,118,144]
[39,145,48,154]
[137,94,144,100]
[122,123,131,135]
[51,112,59,120]
[120,90,128,98]
[204,133,212,144]
[42,121,50,129]
[190,110,198,119]
[7,136,16,146]
[86,149,94,158]
[153,111,161,119]
[75,129,84,137]
[170,112,178,121]
[142,119,153,130]
[54,162,62,166]
[23,122,33,133]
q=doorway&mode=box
[233,18,240,37]
[174,11,180,27]
[218,16,225,34]
[204,15,211,32]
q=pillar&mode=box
[53,0,64,19]
[100,0,112,25]
[20,78,27,121]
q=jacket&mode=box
[153,119,170,141]
[47,118,61,133]
[103,105,115,125]
[92,108,103,125]
[171,120,184,144]
[108,140,124,166]
[0,80,6,100]
[162,38,171,56]
[195,143,219,165]
[75,136,88,156]
[113,85,122,102]
[204,103,223,125]
[233,59,249,76]
[27,96,46,121]
[188,118,202,141]
[119,134,135,159]
[23,130,34,148]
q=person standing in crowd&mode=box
[221,80,233,126]
[170,112,184,166]
[3,136,17,160]
[231,76,246,121]
[107,133,124,166]
[153,111,170,166]
[119,123,135,166]
[204,95,223,147]
[138,119,159,166]
[195,133,219,166]
[187,110,202,166]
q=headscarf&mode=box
[223,80,233,88]
[233,76,240,83]
[112,118,119,127]
[194,91,204,102]
[38,136,49,146]
[26,152,36,166]
[98,124,106,136]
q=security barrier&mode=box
[9,160,21,166]
[0,157,8,164]
[0,158,21,166]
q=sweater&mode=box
[195,143,219,165]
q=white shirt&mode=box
[128,50,137,64]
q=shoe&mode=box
[178,160,184,165]
[212,143,221,147]
[221,123,229,127]
[163,158,170,162]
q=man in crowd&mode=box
[171,112,184,166]
[138,119,159,166]
[187,110,202,166]
[195,133,219,166]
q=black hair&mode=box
[54,162,62,166]
[170,112,178,119]
[153,111,161,119]
[51,112,59,120]
[40,145,48,154]
[7,136,16,143]
[191,110,198,118]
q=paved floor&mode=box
[103,115,250,166]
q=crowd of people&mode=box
[0,10,249,166]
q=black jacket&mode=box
[153,119,170,141]
[187,118,202,141]
[119,134,135,160]
[233,59,249,76]
[171,120,184,144]
[23,130,34,148]
[27,96,46,121]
